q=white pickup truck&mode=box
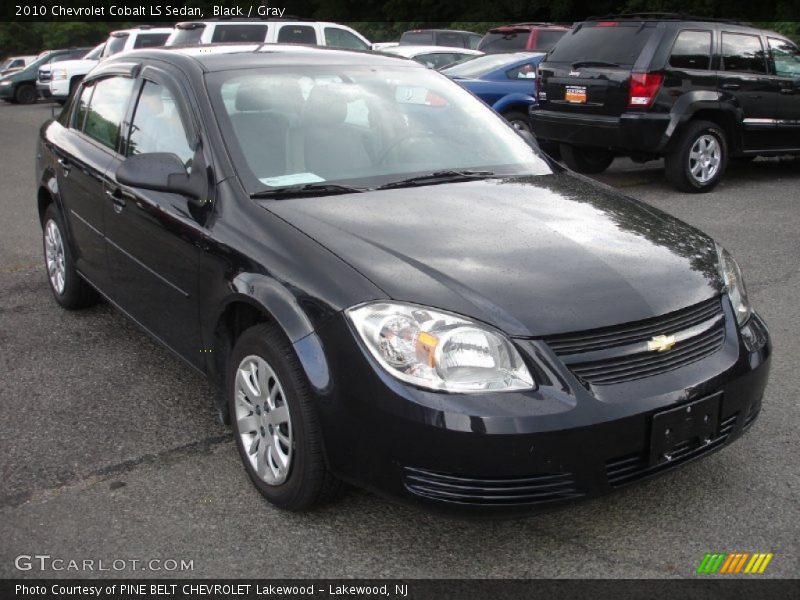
[41,26,173,104]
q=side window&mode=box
[10,59,23,68]
[324,27,369,50]
[721,33,767,74]
[72,83,94,130]
[506,63,537,79]
[669,30,712,70]
[83,77,134,150]
[277,25,317,45]
[467,34,482,50]
[127,80,194,169]
[104,34,128,57]
[768,38,800,77]
[438,32,465,48]
[211,25,269,44]
[133,33,170,49]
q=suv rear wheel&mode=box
[560,144,614,174]
[665,120,728,193]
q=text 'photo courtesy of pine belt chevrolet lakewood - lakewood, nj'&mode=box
[35,27,773,514]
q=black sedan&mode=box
[36,46,771,515]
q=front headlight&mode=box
[55,69,68,80]
[346,301,535,393]
[716,244,751,326]
[0,80,12,86]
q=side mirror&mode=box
[116,153,203,200]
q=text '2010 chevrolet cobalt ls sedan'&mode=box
[36,45,771,515]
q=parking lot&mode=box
[0,100,798,578]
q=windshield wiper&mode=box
[251,183,366,199]
[377,170,496,190]
[571,60,620,68]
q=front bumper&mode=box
[307,301,771,516]
[530,108,674,154]
[48,78,70,100]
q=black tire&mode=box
[42,205,99,310]
[560,144,614,174]
[665,120,728,193]
[14,84,37,105]
[503,110,532,133]
[227,322,343,510]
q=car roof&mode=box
[402,29,480,35]
[174,19,351,27]
[488,23,570,32]
[110,27,174,36]
[381,46,483,58]
[109,44,422,73]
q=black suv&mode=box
[531,15,800,192]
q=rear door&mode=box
[538,22,659,116]
[767,37,800,150]
[718,31,780,151]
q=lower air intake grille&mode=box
[403,467,583,506]
[605,413,738,487]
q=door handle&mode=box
[780,88,794,94]
[721,83,740,90]
[105,188,126,213]
[57,157,71,173]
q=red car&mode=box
[478,23,569,54]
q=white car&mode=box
[40,26,173,104]
[166,20,371,51]
[379,45,483,69]
[0,55,36,76]
[42,43,105,104]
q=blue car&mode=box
[441,52,544,131]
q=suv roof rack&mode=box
[585,12,748,25]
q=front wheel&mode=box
[665,120,728,193]
[227,323,343,510]
[502,110,531,133]
[42,205,99,309]
[560,144,614,174]
[14,84,37,105]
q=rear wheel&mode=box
[42,205,99,309]
[665,120,728,193]
[502,110,531,133]
[560,144,614,174]
[14,84,37,105]
[227,322,344,511]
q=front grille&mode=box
[403,467,583,507]
[38,69,51,83]
[605,413,738,487]
[544,296,725,385]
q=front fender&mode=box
[491,93,536,114]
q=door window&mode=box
[133,33,170,49]
[73,83,94,130]
[721,33,767,74]
[212,24,269,43]
[104,34,129,57]
[277,25,316,44]
[768,38,800,77]
[127,80,194,169]
[82,77,135,151]
[669,30,712,70]
[324,27,369,50]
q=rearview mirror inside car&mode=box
[116,153,203,200]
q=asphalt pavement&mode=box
[1,101,798,579]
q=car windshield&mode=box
[83,44,105,60]
[441,52,536,78]
[207,65,550,194]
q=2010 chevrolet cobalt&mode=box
[36,46,771,514]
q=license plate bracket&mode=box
[564,85,587,103]
[649,394,721,466]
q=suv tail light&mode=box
[628,72,664,107]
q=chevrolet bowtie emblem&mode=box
[648,334,677,352]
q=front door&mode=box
[103,70,205,368]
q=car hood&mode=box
[264,173,723,337]
[47,58,98,73]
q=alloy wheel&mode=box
[234,355,293,485]
[688,134,721,184]
[44,219,66,294]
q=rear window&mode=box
[211,24,268,43]
[669,30,712,70]
[133,33,170,49]
[169,26,205,46]
[535,30,566,51]
[547,24,655,66]
[478,31,529,54]
[400,31,434,45]
[438,32,466,48]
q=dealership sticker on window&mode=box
[260,173,325,187]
